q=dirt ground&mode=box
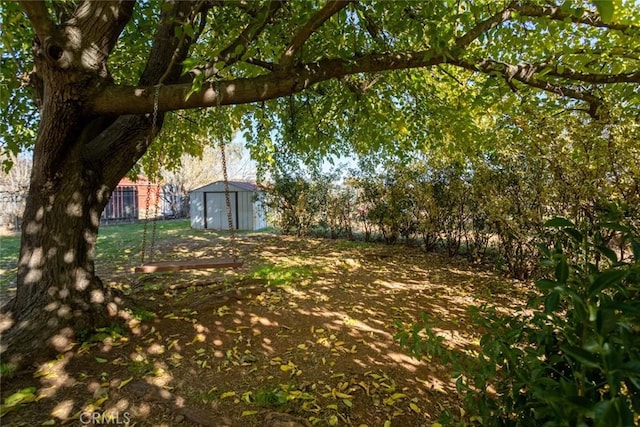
[1,233,529,426]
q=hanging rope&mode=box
[216,80,239,261]
[140,84,162,265]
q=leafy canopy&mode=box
[1,0,639,171]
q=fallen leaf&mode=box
[118,377,134,389]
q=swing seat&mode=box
[133,257,244,273]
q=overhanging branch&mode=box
[198,0,287,80]
[455,1,638,52]
[89,50,444,115]
[19,1,57,43]
[279,0,353,69]
[514,2,634,32]
[454,58,604,116]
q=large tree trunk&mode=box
[0,72,123,367]
[0,0,196,370]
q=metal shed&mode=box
[189,181,267,230]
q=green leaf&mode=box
[3,387,36,406]
[560,344,600,369]
[545,291,560,313]
[593,0,615,23]
[563,227,583,243]
[545,217,575,228]
[183,23,195,39]
[598,222,632,233]
[593,400,613,427]
[537,243,551,258]
[555,258,569,284]
[596,308,616,336]
[595,245,618,264]
[589,269,627,296]
[631,239,640,260]
[536,279,558,290]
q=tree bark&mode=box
[1,68,120,368]
[1,0,188,370]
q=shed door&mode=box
[204,192,237,229]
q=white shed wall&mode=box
[189,182,266,231]
[190,191,205,229]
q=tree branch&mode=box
[93,1,198,183]
[208,0,286,74]
[455,5,513,49]
[19,1,57,43]
[546,67,640,84]
[244,58,277,71]
[64,1,135,75]
[455,1,638,52]
[89,50,444,114]
[454,58,605,116]
[194,0,286,81]
[158,0,209,84]
[279,0,353,69]
[514,2,634,32]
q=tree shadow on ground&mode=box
[0,233,530,426]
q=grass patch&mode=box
[248,265,314,287]
[195,389,220,404]
[0,363,17,380]
[127,360,156,377]
[127,307,156,321]
[0,233,20,298]
[1,219,225,295]
[333,239,376,250]
[254,387,289,408]
[78,325,127,344]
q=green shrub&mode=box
[397,219,640,426]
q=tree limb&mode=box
[94,1,198,183]
[159,0,209,84]
[64,1,135,75]
[455,1,638,51]
[547,67,640,84]
[71,1,135,52]
[455,5,513,49]
[19,1,57,43]
[244,57,277,71]
[454,58,604,116]
[89,50,444,114]
[514,2,634,32]
[205,0,287,75]
[279,0,353,69]
[195,0,286,81]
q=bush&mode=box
[397,219,640,426]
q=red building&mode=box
[102,176,163,223]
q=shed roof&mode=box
[190,181,260,193]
